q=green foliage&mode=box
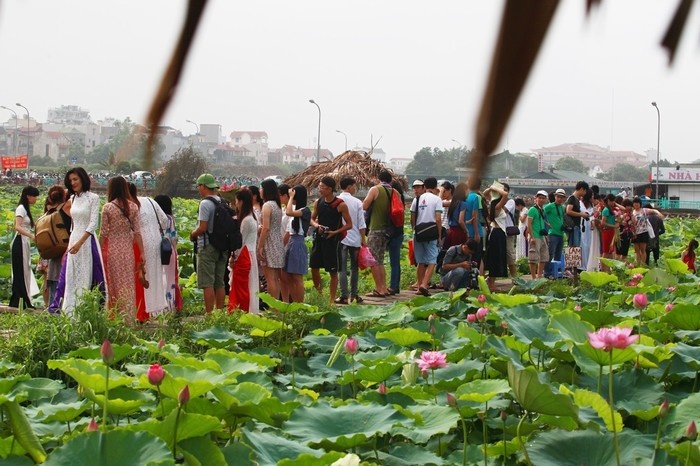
[156,146,208,197]
[555,155,587,173]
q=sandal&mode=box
[367,289,387,298]
[409,284,419,291]
[334,297,348,305]
[351,296,364,304]
[387,288,399,295]
[418,286,430,297]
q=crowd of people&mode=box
[9,167,180,323]
[9,168,692,318]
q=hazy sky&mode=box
[1,1,700,163]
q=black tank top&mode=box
[318,196,343,232]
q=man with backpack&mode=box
[189,173,228,312]
[361,170,395,297]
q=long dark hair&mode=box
[44,185,66,212]
[64,167,91,196]
[154,194,172,216]
[248,185,263,209]
[261,179,281,207]
[447,182,468,222]
[18,186,40,228]
[236,189,255,222]
[107,176,131,211]
[127,182,141,207]
[489,198,500,225]
[391,180,405,203]
[291,185,308,232]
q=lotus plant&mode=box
[100,339,113,432]
[148,363,166,417]
[588,327,639,466]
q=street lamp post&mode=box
[335,129,347,152]
[185,119,199,135]
[0,105,18,154]
[309,99,321,163]
[16,103,30,156]
[651,102,660,201]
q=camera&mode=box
[539,229,549,236]
[465,266,480,290]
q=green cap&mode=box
[196,173,218,189]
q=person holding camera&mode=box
[527,190,550,279]
[543,188,567,278]
[440,239,479,291]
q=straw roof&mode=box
[283,150,408,191]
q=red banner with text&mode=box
[1,155,29,169]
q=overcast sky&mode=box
[1,1,700,164]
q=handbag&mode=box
[148,199,173,265]
[505,226,520,236]
[414,221,439,242]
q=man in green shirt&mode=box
[527,190,550,278]
[543,188,567,278]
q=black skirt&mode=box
[485,228,508,279]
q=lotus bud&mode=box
[421,369,429,379]
[157,338,165,351]
[320,316,326,326]
[476,307,489,321]
[658,399,670,419]
[147,363,165,386]
[101,339,114,365]
[86,418,99,432]
[378,382,387,395]
[574,304,582,312]
[447,393,457,407]
[428,313,436,322]
[178,385,190,406]
[667,286,676,292]
[500,410,508,422]
[633,293,648,309]
[665,303,674,312]
[687,420,697,441]
[501,321,508,329]
[467,313,476,323]
[344,338,358,355]
[477,294,486,303]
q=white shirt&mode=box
[504,198,516,227]
[411,191,443,225]
[338,191,365,247]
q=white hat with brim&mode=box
[536,190,548,197]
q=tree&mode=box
[156,146,208,197]
[86,118,165,172]
[555,156,587,173]
[595,163,650,182]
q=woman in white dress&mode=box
[515,198,528,261]
[129,183,169,317]
[155,194,182,312]
[9,186,40,309]
[579,190,594,271]
[50,167,107,316]
[228,189,259,314]
[587,194,603,272]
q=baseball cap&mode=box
[412,179,424,187]
[196,173,219,189]
[554,188,566,196]
[536,190,548,197]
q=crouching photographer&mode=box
[440,239,480,292]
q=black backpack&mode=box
[204,196,242,252]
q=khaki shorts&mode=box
[528,237,549,263]
[506,235,516,266]
[197,244,228,289]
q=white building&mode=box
[230,131,269,165]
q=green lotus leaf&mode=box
[630,405,661,422]
[211,382,270,410]
[491,293,538,307]
[599,257,626,270]
[258,293,316,313]
[485,334,528,359]
[562,386,622,432]
[666,258,690,274]
[377,303,415,327]
[391,405,460,444]
[507,361,578,417]
[671,342,700,370]
[378,443,449,465]
[42,430,174,466]
[549,311,595,344]
[232,395,300,427]
[26,400,89,423]
[0,360,19,375]
[410,297,451,319]
[375,328,433,346]
[356,362,403,382]
[455,379,510,403]
[46,359,133,393]
[221,443,256,466]
[67,343,139,364]
[574,342,637,367]
[512,276,548,290]
[527,429,654,466]
[284,401,408,448]
[337,304,388,323]
[128,409,222,444]
[665,391,700,439]
[136,338,180,355]
[278,451,346,466]
[205,349,277,374]
[503,307,560,349]
[242,429,323,466]
[7,378,63,403]
[152,366,228,400]
[668,441,700,465]
[179,436,227,466]
[641,268,677,287]
[190,326,241,348]
[84,386,155,416]
[662,303,700,330]
[0,439,29,461]
[0,375,30,400]
[579,271,618,287]
[239,314,285,337]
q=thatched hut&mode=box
[283,150,408,194]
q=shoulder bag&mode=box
[148,199,173,265]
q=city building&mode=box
[230,131,269,165]
[533,143,648,172]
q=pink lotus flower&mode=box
[86,418,99,432]
[345,338,358,355]
[632,273,644,281]
[377,382,387,395]
[477,294,487,304]
[633,293,648,309]
[587,327,639,352]
[627,281,638,287]
[574,304,582,312]
[101,340,114,365]
[665,303,674,312]
[178,385,190,406]
[416,351,448,371]
[147,363,165,386]
[476,307,489,321]
[688,420,697,441]
[467,314,476,323]
[667,286,676,292]
[501,321,508,329]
